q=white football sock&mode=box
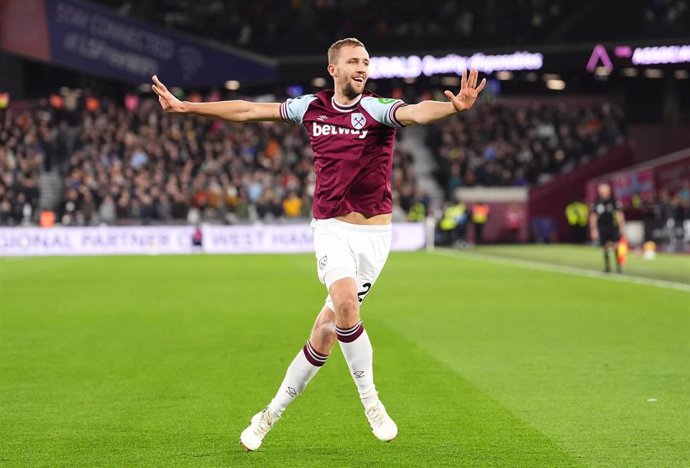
[336,321,378,408]
[267,341,328,416]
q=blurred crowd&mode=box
[426,102,627,196]
[94,0,689,56]
[3,90,688,243]
[0,108,42,225]
[636,187,690,250]
[0,93,418,226]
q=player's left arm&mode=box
[395,69,486,126]
[616,209,626,233]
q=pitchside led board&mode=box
[0,223,426,257]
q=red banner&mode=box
[0,0,50,61]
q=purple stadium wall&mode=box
[528,145,635,242]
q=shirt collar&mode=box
[331,94,362,112]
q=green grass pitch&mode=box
[1,246,688,467]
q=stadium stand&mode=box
[92,0,690,55]
[0,0,687,248]
[3,90,688,235]
[0,93,418,225]
[425,101,627,196]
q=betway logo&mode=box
[312,122,368,139]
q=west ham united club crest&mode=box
[351,113,366,130]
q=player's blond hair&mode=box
[327,38,366,64]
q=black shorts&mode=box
[599,226,620,246]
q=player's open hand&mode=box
[151,75,186,113]
[444,69,486,112]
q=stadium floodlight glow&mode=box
[546,79,566,90]
[674,70,689,79]
[368,51,543,79]
[225,80,240,90]
[495,71,513,80]
[632,45,690,65]
[312,77,327,87]
[403,77,416,84]
[621,67,638,77]
[542,73,561,81]
[643,69,664,78]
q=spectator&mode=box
[98,194,116,224]
[282,191,302,219]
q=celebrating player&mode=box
[590,183,626,273]
[152,37,486,450]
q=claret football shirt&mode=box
[280,89,406,219]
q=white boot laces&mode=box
[366,404,386,427]
[253,410,274,437]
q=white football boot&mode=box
[240,408,280,451]
[364,400,398,442]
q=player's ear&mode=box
[327,63,337,78]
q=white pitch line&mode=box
[430,249,690,293]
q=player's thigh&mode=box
[324,277,358,313]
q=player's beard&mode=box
[343,81,364,100]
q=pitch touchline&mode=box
[430,249,690,293]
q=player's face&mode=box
[329,46,369,99]
[598,184,611,198]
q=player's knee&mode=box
[334,297,360,325]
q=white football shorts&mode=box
[310,218,392,310]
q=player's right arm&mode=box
[151,75,281,122]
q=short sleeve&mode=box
[361,97,407,128]
[280,94,317,125]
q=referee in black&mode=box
[590,183,626,273]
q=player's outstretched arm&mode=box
[395,69,486,126]
[151,75,282,122]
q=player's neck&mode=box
[333,91,362,108]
